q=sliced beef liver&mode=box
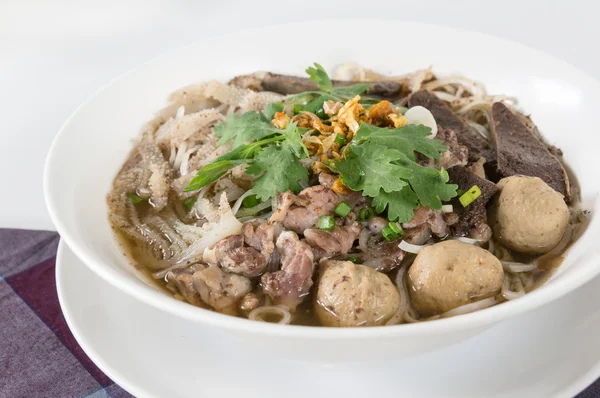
[447,167,498,237]
[408,90,495,165]
[490,102,570,200]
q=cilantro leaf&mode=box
[408,166,457,209]
[393,155,458,209]
[263,102,284,120]
[246,144,309,201]
[214,111,280,149]
[331,83,371,98]
[354,123,448,160]
[279,121,309,157]
[216,135,285,161]
[372,185,419,222]
[333,142,412,197]
[306,62,333,93]
[185,159,247,192]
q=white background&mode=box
[1,0,599,231]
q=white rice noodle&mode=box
[180,145,202,176]
[487,239,495,255]
[168,141,177,166]
[440,297,497,318]
[455,237,480,245]
[385,265,410,326]
[424,77,486,98]
[237,216,258,224]
[249,305,292,324]
[172,141,188,170]
[538,224,573,260]
[502,274,526,301]
[358,228,371,252]
[232,189,255,215]
[501,260,538,273]
[441,204,453,213]
[189,186,210,217]
[432,91,459,102]
[398,240,428,254]
[465,120,490,140]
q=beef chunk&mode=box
[490,102,570,201]
[408,90,495,164]
[447,166,498,237]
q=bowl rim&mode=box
[44,19,600,339]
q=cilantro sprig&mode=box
[185,113,309,198]
[333,123,458,223]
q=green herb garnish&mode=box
[459,185,482,207]
[333,126,457,222]
[127,194,145,205]
[263,102,284,120]
[317,215,336,231]
[334,201,352,217]
[347,256,363,264]
[242,194,259,208]
[185,63,458,221]
[306,63,371,99]
[186,119,309,198]
[359,207,374,221]
[183,197,196,209]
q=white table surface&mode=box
[2,0,599,231]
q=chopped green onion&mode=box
[127,194,145,205]
[359,207,374,221]
[318,215,336,231]
[382,226,400,242]
[293,104,304,114]
[242,194,259,209]
[183,197,196,209]
[334,201,352,217]
[459,185,482,208]
[334,134,346,146]
[456,189,466,196]
[388,221,404,237]
[347,256,363,264]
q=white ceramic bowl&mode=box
[45,20,600,362]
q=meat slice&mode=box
[436,127,468,169]
[230,71,404,101]
[447,166,498,237]
[166,264,251,314]
[360,237,406,272]
[214,235,269,277]
[402,207,449,238]
[273,185,339,234]
[261,231,315,309]
[408,90,494,164]
[242,221,275,254]
[304,224,361,255]
[490,102,570,201]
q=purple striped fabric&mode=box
[0,228,598,397]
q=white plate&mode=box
[57,239,600,398]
